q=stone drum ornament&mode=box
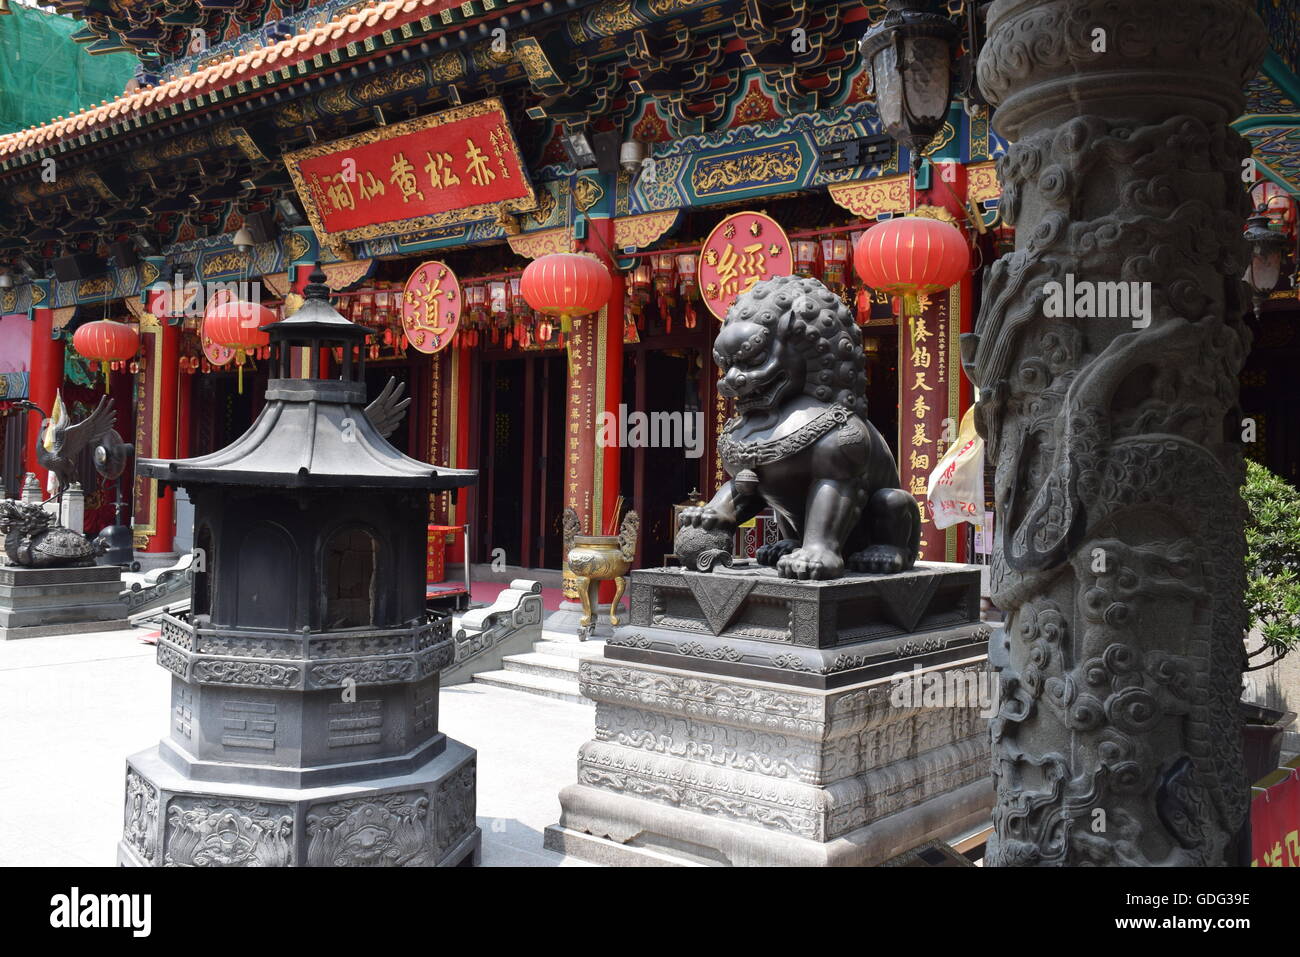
[677,275,919,579]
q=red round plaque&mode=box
[402,260,462,354]
[698,211,794,320]
[201,326,236,367]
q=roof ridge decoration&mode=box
[0,0,468,165]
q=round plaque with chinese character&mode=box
[402,260,462,354]
[201,324,236,367]
[698,211,793,320]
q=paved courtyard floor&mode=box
[0,626,595,867]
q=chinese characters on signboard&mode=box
[284,98,536,243]
[401,261,461,354]
[698,211,794,320]
[898,285,963,563]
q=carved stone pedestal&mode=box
[545,563,993,866]
[0,565,127,640]
[119,612,479,867]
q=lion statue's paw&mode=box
[755,538,798,567]
[848,545,911,575]
[777,545,844,580]
[678,505,730,530]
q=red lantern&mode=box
[854,216,970,315]
[73,320,139,393]
[509,276,527,317]
[520,252,611,333]
[820,237,851,295]
[204,295,274,393]
[466,284,489,326]
[793,240,819,278]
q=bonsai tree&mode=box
[1242,460,1300,671]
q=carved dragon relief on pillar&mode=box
[965,0,1266,865]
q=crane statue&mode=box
[14,392,122,508]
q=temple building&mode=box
[0,0,1295,591]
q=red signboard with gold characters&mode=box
[402,261,461,355]
[699,211,793,320]
[284,98,536,243]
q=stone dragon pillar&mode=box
[965,0,1267,865]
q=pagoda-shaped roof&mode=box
[139,273,475,492]
[140,379,474,490]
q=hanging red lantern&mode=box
[509,276,527,317]
[854,216,970,315]
[73,320,139,394]
[1253,180,1297,239]
[204,295,274,394]
[793,240,820,278]
[466,284,489,326]
[676,253,699,329]
[489,280,510,328]
[520,252,611,333]
[820,237,851,295]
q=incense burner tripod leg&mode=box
[579,575,598,631]
[609,575,626,627]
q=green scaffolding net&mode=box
[0,4,140,136]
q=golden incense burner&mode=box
[562,507,638,637]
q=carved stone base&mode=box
[547,649,993,867]
[545,776,991,867]
[118,737,479,867]
[0,565,128,640]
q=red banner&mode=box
[1252,762,1300,867]
[899,283,964,563]
[284,98,535,243]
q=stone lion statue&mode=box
[676,275,919,579]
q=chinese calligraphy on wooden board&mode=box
[284,98,536,244]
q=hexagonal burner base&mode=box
[118,736,479,867]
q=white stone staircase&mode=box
[471,630,604,705]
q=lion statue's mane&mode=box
[719,275,869,418]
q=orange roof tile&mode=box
[0,0,467,164]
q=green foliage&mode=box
[1243,460,1300,666]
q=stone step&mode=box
[502,652,580,680]
[533,639,606,660]
[471,668,590,706]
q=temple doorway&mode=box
[473,352,566,570]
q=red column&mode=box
[26,308,63,491]
[176,368,193,459]
[142,320,180,553]
[587,215,625,543]
[453,344,473,553]
[571,213,625,602]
